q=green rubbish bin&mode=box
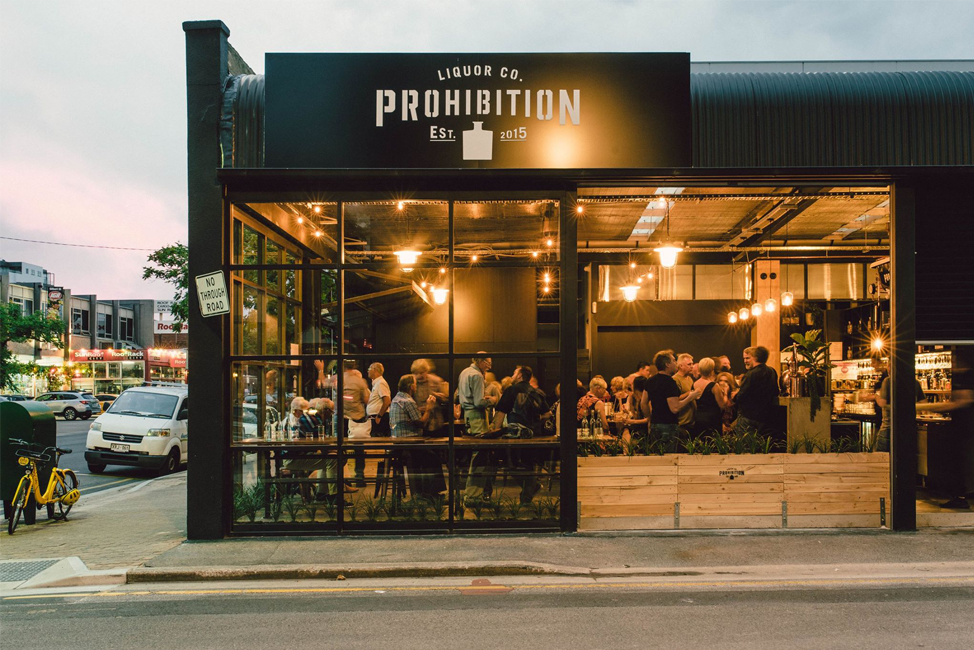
[1,400,56,524]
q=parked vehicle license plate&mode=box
[110,443,130,453]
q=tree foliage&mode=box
[143,243,189,333]
[0,302,65,391]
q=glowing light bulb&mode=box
[781,291,794,307]
[543,285,551,294]
[531,251,539,258]
[439,267,446,275]
[654,245,682,269]
[395,250,421,267]
[546,238,554,247]
[764,298,777,313]
[621,285,639,302]
[739,307,750,321]
[630,262,637,269]
[432,288,449,305]
[871,337,884,352]
[637,277,643,284]
[471,254,478,262]
[313,230,323,237]
[728,312,738,324]
[313,206,321,214]
[297,217,304,224]
[420,281,427,288]
[647,272,654,279]
[397,201,405,211]
[751,302,763,317]
[576,206,584,214]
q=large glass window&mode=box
[228,196,565,532]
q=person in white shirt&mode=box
[367,362,392,436]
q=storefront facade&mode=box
[183,21,973,539]
[68,348,147,394]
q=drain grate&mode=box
[0,560,60,583]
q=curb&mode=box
[127,561,708,583]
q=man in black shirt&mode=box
[645,350,702,443]
[490,365,551,504]
[732,346,780,436]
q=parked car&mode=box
[0,394,30,402]
[95,393,118,412]
[85,386,188,475]
[33,391,97,420]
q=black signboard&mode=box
[265,53,690,169]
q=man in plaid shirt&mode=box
[389,374,436,437]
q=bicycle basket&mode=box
[14,448,52,463]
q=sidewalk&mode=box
[1,473,187,571]
[3,471,973,588]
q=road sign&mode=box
[154,299,176,314]
[195,271,229,317]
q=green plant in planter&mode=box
[432,495,448,521]
[710,434,729,455]
[233,486,248,522]
[504,496,524,520]
[399,497,417,521]
[528,498,547,519]
[789,434,821,454]
[236,481,263,523]
[623,437,640,457]
[785,329,834,422]
[487,497,505,520]
[363,496,384,523]
[282,492,302,523]
[322,500,338,522]
[414,497,432,522]
[682,437,702,455]
[455,495,466,521]
[468,498,486,520]
[304,502,319,523]
[544,498,560,520]
[345,501,360,522]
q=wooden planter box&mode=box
[578,452,889,530]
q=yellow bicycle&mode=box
[7,438,80,535]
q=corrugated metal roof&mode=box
[226,70,973,168]
[692,71,974,167]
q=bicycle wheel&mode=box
[7,478,30,535]
[47,470,79,521]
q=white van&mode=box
[85,385,188,475]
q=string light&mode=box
[313,229,323,237]
[471,254,478,262]
[576,206,584,214]
[296,217,304,224]
[546,238,554,247]
[439,267,446,275]
[313,206,322,214]
[630,262,637,269]
[397,201,405,211]
[531,251,539,258]
[871,336,884,352]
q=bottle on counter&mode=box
[580,411,590,439]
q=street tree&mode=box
[143,243,189,333]
[0,302,65,391]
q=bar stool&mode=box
[373,450,407,500]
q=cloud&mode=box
[0,133,185,300]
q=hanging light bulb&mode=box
[542,285,551,294]
[728,311,738,324]
[636,277,643,284]
[420,281,427,289]
[313,205,322,214]
[739,307,750,321]
[545,238,554,248]
[620,285,639,302]
[397,201,405,211]
[630,262,637,269]
[471,254,478,262]
[781,291,794,307]
[531,251,539,258]
[432,288,449,305]
[764,298,777,313]
[394,250,421,268]
[647,272,654,279]
[543,272,551,283]
[296,216,304,224]
[871,336,884,352]
[654,245,682,269]
[751,302,763,317]
[439,267,446,275]
[313,229,323,237]
[576,205,584,214]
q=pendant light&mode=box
[739,306,750,321]
[653,198,682,269]
[751,302,763,317]
[621,285,639,302]
[781,291,794,307]
[728,311,738,324]
[765,297,777,312]
[394,249,421,271]
[431,287,449,305]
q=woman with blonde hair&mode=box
[577,376,610,433]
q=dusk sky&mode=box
[1,1,972,300]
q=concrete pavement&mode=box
[3,470,974,592]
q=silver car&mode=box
[33,391,97,420]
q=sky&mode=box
[1,0,972,301]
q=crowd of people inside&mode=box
[249,347,781,505]
[574,346,782,444]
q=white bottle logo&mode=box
[462,121,493,160]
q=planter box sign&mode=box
[195,271,229,317]
[265,53,691,169]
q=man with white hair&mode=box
[285,397,337,502]
[367,362,391,437]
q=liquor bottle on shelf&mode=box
[580,411,590,439]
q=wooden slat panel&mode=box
[578,475,678,487]
[578,456,677,467]
[782,453,889,465]
[578,486,677,498]
[581,504,675,517]
[783,463,888,474]
[680,493,783,504]
[680,503,781,516]
[679,454,788,465]
[677,474,782,484]
[578,493,678,506]
[678,464,783,476]
[578,466,679,477]
[679,482,783,494]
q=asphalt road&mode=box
[3,577,973,649]
[54,420,184,495]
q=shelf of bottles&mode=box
[916,351,951,394]
[831,358,885,416]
